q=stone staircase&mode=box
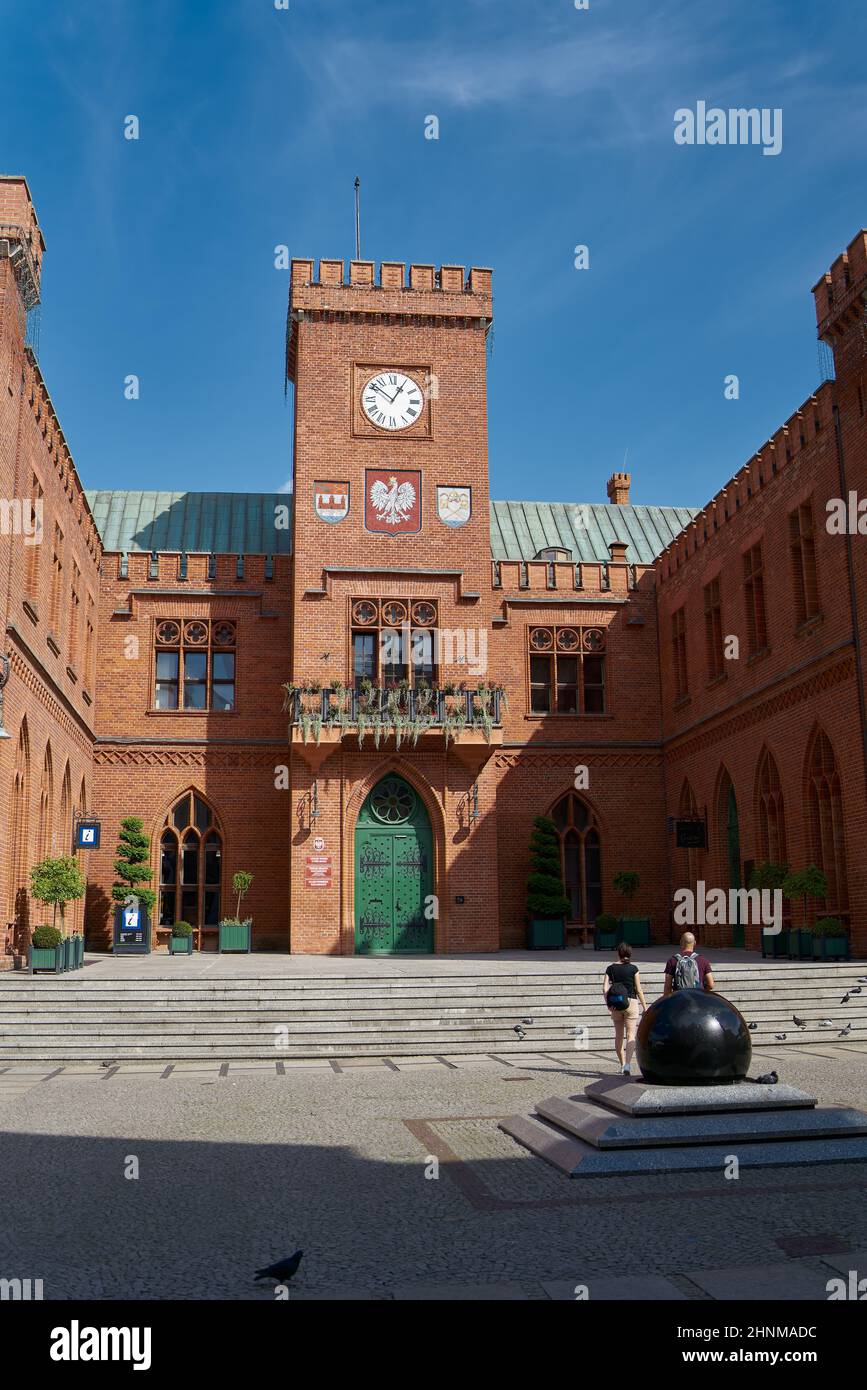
[0,960,865,1061]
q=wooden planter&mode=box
[170,935,194,955]
[219,920,252,953]
[619,917,651,947]
[594,929,618,952]
[30,945,64,974]
[761,928,791,959]
[61,937,73,971]
[525,918,565,950]
[788,929,814,960]
[812,935,849,961]
[73,935,84,968]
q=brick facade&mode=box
[1,174,865,964]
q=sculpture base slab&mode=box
[585,1074,817,1117]
[498,1113,867,1178]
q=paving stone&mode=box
[386,1282,528,1300]
[684,1261,835,1300]
[541,1275,688,1301]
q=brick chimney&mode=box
[607,471,631,506]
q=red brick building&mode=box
[1,173,865,962]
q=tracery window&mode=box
[550,793,603,924]
[350,597,438,690]
[528,626,605,714]
[154,619,236,711]
[805,730,848,920]
[158,792,223,929]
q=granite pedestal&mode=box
[499,1073,867,1178]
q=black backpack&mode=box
[607,974,630,1011]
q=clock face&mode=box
[361,371,425,431]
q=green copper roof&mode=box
[85,490,693,565]
[85,491,293,555]
[490,500,695,565]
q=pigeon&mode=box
[520,1017,534,1025]
[513,1025,527,1040]
[756,1071,779,1086]
[774,1033,787,1041]
[841,993,851,1005]
[748,1022,758,1031]
[100,1060,117,1068]
[857,977,867,984]
[838,1023,854,1037]
[819,1020,834,1028]
[793,1015,807,1029]
[849,986,862,995]
[254,1250,303,1283]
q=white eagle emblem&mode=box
[369,475,416,526]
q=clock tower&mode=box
[284,257,498,955]
[286,257,493,608]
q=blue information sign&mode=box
[75,821,101,850]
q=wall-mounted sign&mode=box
[314,481,350,524]
[75,820,101,850]
[676,818,706,849]
[305,853,332,890]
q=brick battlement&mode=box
[290,258,492,298]
[656,381,834,585]
[20,348,102,564]
[813,230,867,338]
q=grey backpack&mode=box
[673,952,702,991]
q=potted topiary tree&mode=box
[170,921,194,955]
[219,871,254,953]
[811,916,849,961]
[111,818,157,950]
[29,856,86,971]
[593,912,619,952]
[525,817,570,949]
[29,923,64,974]
[750,862,790,958]
[612,870,649,945]
[782,865,828,959]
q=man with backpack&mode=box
[663,932,715,996]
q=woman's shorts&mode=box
[608,998,640,1040]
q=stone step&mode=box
[533,1095,867,1148]
[497,1113,867,1177]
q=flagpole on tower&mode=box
[354,177,361,260]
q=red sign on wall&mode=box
[364,469,421,534]
[305,853,332,889]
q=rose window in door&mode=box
[371,778,416,825]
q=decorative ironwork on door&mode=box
[355,776,433,954]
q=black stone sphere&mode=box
[636,990,752,1085]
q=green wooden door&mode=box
[355,776,433,954]
[727,785,744,948]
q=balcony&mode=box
[285,682,505,768]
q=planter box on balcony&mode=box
[170,935,194,955]
[30,945,64,974]
[219,920,252,953]
[619,917,651,947]
[526,918,565,950]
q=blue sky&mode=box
[2,0,866,510]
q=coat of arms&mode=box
[436,485,471,528]
[314,481,350,524]
[364,469,421,534]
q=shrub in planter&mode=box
[30,856,86,936]
[594,912,619,951]
[526,817,569,949]
[220,871,254,952]
[30,924,64,974]
[811,916,849,959]
[170,921,195,955]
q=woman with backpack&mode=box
[603,942,648,1076]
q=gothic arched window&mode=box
[550,792,602,924]
[805,730,848,919]
[755,748,787,867]
[158,792,223,929]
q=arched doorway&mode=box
[550,792,602,926]
[158,791,223,936]
[355,774,433,954]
